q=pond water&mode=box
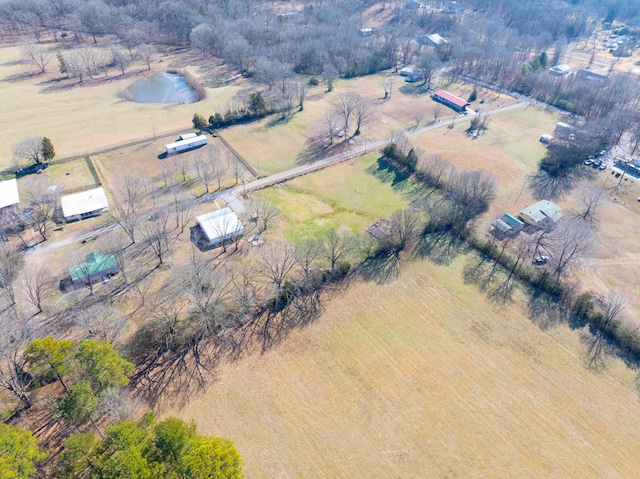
[120,72,198,104]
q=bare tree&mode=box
[139,210,173,266]
[230,261,263,320]
[588,292,628,369]
[194,153,213,194]
[173,156,190,183]
[75,304,128,344]
[547,219,596,280]
[573,184,606,225]
[12,137,44,166]
[170,186,194,234]
[321,112,341,146]
[331,92,360,136]
[110,45,130,75]
[319,230,355,275]
[353,96,375,136]
[296,81,308,111]
[0,313,33,409]
[228,156,243,185]
[20,262,53,314]
[135,44,156,70]
[24,178,57,242]
[110,177,144,245]
[390,209,421,251]
[381,78,394,100]
[431,103,443,123]
[249,198,279,233]
[21,42,51,74]
[412,110,425,129]
[0,247,23,308]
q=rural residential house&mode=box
[69,251,119,287]
[432,90,470,113]
[491,213,524,238]
[196,207,244,247]
[61,187,109,222]
[575,69,610,85]
[519,200,562,228]
[418,33,448,47]
[0,178,20,216]
[549,64,571,76]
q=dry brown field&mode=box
[0,42,246,167]
[169,255,640,479]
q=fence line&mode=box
[60,183,102,195]
[48,127,195,165]
[215,132,259,178]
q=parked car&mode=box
[584,159,594,165]
[534,255,550,265]
[15,163,48,177]
[598,163,606,170]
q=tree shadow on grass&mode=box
[366,157,412,187]
[414,229,468,265]
[359,248,404,284]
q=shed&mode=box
[196,207,244,246]
[539,133,554,144]
[554,122,575,139]
[69,251,119,286]
[179,132,198,141]
[359,27,373,37]
[419,33,447,46]
[549,64,571,76]
[0,179,19,210]
[61,187,109,222]
[519,200,562,227]
[432,89,470,112]
[575,69,610,85]
[502,213,524,232]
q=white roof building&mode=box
[61,187,109,221]
[0,179,19,209]
[196,207,244,245]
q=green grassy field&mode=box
[257,153,411,242]
[171,255,640,479]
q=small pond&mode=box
[121,71,198,104]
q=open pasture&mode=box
[257,153,411,243]
[171,255,640,479]
[0,43,246,168]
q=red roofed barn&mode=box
[432,90,470,112]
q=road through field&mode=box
[25,101,525,257]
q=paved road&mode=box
[25,101,525,257]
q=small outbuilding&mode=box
[196,207,244,247]
[69,251,119,287]
[61,187,109,222]
[539,133,554,144]
[165,134,208,155]
[554,122,575,139]
[575,69,610,85]
[432,89,470,113]
[549,64,571,76]
[359,27,373,37]
[418,33,448,47]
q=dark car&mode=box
[16,163,48,177]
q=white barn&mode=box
[165,134,208,155]
[61,187,109,222]
[196,207,244,246]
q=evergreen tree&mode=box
[56,52,68,78]
[192,113,208,130]
[40,137,55,161]
[0,423,47,479]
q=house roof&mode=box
[520,200,562,223]
[61,187,109,218]
[69,251,118,281]
[492,219,512,233]
[427,33,447,45]
[0,179,19,209]
[502,213,524,229]
[576,69,609,83]
[433,90,469,108]
[196,207,243,243]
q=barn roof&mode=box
[196,207,244,243]
[433,90,469,108]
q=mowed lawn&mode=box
[257,153,411,242]
[170,256,640,479]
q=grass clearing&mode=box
[257,153,411,242]
[0,43,247,168]
[170,255,640,479]
[45,159,96,191]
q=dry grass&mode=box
[0,43,246,168]
[45,160,96,191]
[169,255,640,479]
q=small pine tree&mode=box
[468,88,477,102]
[192,113,207,130]
[56,52,68,78]
[538,51,548,69]
[249,92,267,116]
[41,137,55,161]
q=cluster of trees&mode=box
[56,413,242,479]
[12,136,55,167]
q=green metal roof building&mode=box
[69,252,119,284]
